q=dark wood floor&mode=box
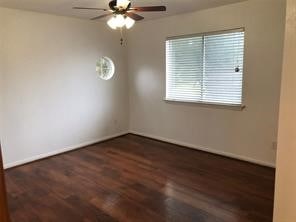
[5,134,275,222]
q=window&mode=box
[166,29,245,106]
[96,57,115,80]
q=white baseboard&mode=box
[129,130,276,168]
[4,131,128,169]
[4,130,275,169]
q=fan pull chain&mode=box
[120,28,124,45]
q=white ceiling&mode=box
[0,0,247,21]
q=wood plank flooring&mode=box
[5,134,275,222]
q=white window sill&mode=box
[164,98,246,111]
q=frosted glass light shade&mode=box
[107,17,117,30]
[114,14,126,28]
[125,17,135,29]
[107,15,136,30]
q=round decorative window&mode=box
[96,57,115,80]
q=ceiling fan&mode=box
[73,0,166,30]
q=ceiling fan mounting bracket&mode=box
[109,0,131,12]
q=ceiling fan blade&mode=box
[125,12,144,21]
[91,13,113,20]
[130,6,166,12]
[73,7,108,11]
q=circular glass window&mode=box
[96,57,115,80]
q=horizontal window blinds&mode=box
[166,29,245,106]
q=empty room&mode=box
[0,0,295,221]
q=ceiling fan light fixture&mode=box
[125,17,135,29]
[114,14,126,28]
[107,14,135,30]
[107,17,118,29]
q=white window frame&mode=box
[165,28,246,110]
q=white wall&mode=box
[127,0,286,167]
[274,0,296,220]
[0,0,286,169]
[0,8,129,168]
